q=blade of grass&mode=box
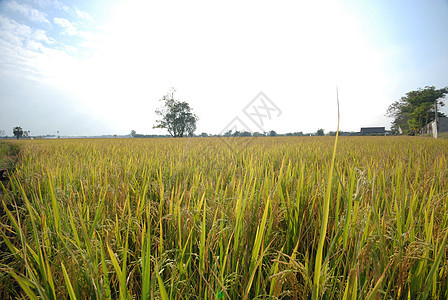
[61,262,77,300]
[312,88,340,300]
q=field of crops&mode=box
[1,136,448,299]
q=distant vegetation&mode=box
[387,86,447,135]
[12,126,23,139]
[153,88,198,137]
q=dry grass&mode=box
[1,136,448,299]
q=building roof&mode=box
[360,127,386,134]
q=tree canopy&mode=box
[316,129,324,136]
[386,86,448,134]
[154,89,198,137]
[13,126,23,139]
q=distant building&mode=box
[422,117,448,136]
[360,127,386,135]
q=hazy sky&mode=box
[1,0,448,136]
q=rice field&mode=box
[1,136,448,299]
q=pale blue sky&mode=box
[1,0,447,136]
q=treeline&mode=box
[146,129,363,138]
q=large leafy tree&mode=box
[386,86,448,134]
[154,89,198,137]
[13,126,23,139]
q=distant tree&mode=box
[229,130,252,137]
[285,131,304,136]
[232,130,241,137]
[269,130,277,137]
[223,130,232,137]
[186,120,196,137]
[154,88,198,137]
[316,129,324,136]
[13,126,23,139]
[253,132,265,137]
[130,130,136,137]
[386,86,448,134]
[200,132,208,137]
